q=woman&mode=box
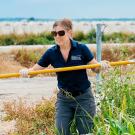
[20,19,110,135]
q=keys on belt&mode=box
[59,88,87,97]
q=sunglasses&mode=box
[51,30,65,37]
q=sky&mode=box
[0,0,135,19]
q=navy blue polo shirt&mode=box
[38,40,94,93]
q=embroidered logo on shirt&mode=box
[71,55,81,60]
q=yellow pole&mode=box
[0,60,134,79]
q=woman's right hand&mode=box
[19,64,44,78]
[19,68,30,78]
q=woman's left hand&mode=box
[100,60,111,70]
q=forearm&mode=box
[20,64,45,78]
[28,64,45,78]
[88,58,101,73]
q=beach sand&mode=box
[0,21,135,35]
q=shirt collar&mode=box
[71,39,77,49]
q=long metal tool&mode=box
[0,60,135,79]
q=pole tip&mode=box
[128,59,135,62]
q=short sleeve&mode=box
[37,49,51,67]
[81,44,94,64]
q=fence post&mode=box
[96,24,102,93]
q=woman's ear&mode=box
[67,30,73,39]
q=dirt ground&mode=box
[0,77,57,134]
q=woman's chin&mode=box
[56,41,62,45]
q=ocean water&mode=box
[0,18,135,22]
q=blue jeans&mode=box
[55,87,96,135]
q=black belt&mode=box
[59,88,89,97]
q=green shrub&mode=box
[0,32,54,45]
[44,32,54,41]
[103,32,130,43]
[86,29,96,43]
[128,35,135,42]
[1,31,135,45]
[93,67,135,134]
[0,34,16,45]
[3,37,15,45]
[73,31,86,41]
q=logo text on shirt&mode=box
[71,55,81,60]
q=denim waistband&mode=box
[59,87,90,97]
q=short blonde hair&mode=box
[53,18,73,31]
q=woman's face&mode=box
[52,25,71,46]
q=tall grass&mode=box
[13,48,45,68]
[0,53,23,74]
[3,97,56,135]
[101,45,135,61]
[12,45,135,68]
